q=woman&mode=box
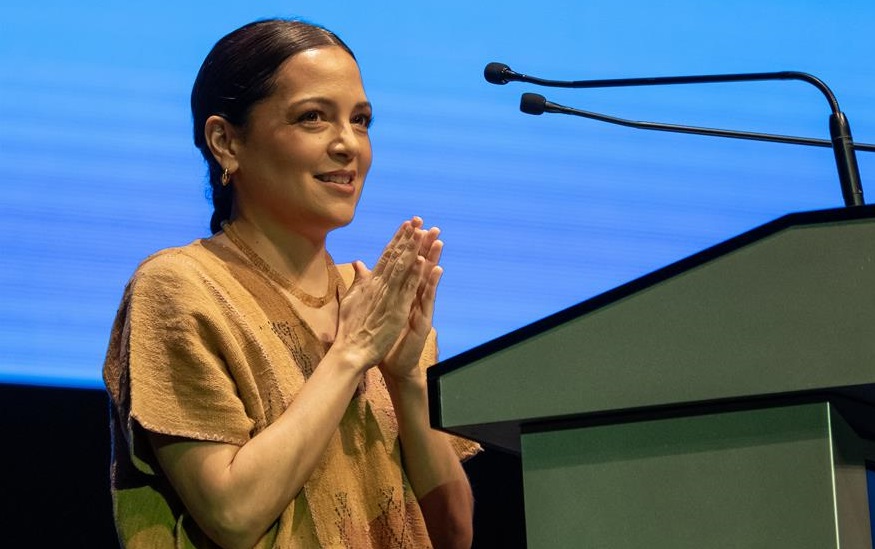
[103,19,479,549]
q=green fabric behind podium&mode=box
[429,206,875,547]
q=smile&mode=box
[315,172,354,185]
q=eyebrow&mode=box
[288,97,372,111]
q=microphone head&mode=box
[484,62,512,85]
[520,93,547,115]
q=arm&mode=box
[150,221,425,549]
[384,372,475,549]
[380,221,475,549]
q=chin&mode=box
[326,210,357,231]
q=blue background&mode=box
[1,1,873,388]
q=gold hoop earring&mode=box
[221,167,231,187]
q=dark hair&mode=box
[191,19,355,233]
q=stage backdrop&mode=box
[2,1,874,388]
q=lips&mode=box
[314,170,357,196]
[315,171,355,185]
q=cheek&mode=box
[360,138,373,172]
[281,141,325,170]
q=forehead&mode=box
[271,46,365,98]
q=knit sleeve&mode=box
[104,250,255,475]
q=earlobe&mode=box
[204,115,240,175]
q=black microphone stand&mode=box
[486,63,872,207]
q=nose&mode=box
[328,122,361,162]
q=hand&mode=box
[380,217,444,382]
[334,220,425,370]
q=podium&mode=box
[428,206,875,548]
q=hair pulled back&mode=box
[191,19,355,233]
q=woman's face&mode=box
[231,46,373,239]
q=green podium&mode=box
[428,206,875,548]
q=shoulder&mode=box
[335,261,356,290]
[134,239,215,278]
[123,238,236,315]
[130,239,225,288]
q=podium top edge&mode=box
[428,204,875,380]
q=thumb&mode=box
[339,260,371,314]
[349,260,371,289]
[353,259,371,277]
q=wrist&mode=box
[382,367,426,390]
[382,369,428,414]
[324,343,374,377]
[384,373,430,440]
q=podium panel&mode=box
[522,403,871,548]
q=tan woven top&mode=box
[103,235,480,548]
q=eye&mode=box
[297,111,324,124]
[352,112,373,129]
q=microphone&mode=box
[519,93,547,115]
[484,62,582,88]
[483,62,515,85]
[489,63,871,207]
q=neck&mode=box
[226,214,330,295]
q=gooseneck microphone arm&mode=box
[519,93,875,151]
[486,63,840,108]
[486,62,869,206]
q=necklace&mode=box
[221,221,341,308]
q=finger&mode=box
[351,260,371,282]
[413,237,443,303]
[425,237,443,267]
[405,255,428,302]
[416,265,443,326]
[387,229,422,289]
[411,218,429,257]
[340,260,370,304]
[418,226,440,258]
[373,221,412,277]
[388,244,424,308]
